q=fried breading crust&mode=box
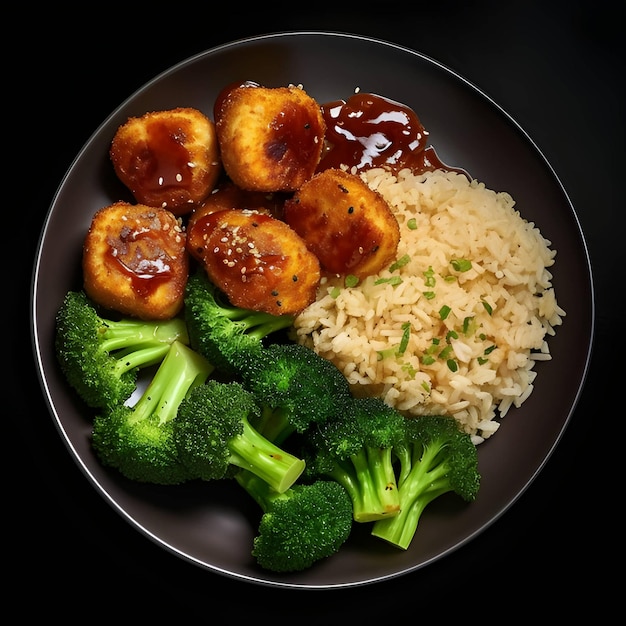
[187,208,320,316]
[215,85,326,192]
[83,202,189,320]
[187,179,286,235]
[283,168,400,278]
[110,107,221,216]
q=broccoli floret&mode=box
[371,415,481,550]
[235,470,353,572]
[174,379,305,493]
[303,395,406,523]
[91,340,213,485]
[183,270,294,375]
[238,342,353,445]
[55,290,189,409]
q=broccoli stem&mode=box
[235,469,288,510]
[111,343,172,378]
[253,406,294,445]
[228,417,305,493]
[371,444,451,549]
[214,289,294,340]
[130,341,213,426]
[99,317,189,353]
[348,448,401,522]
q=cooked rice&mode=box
[292,168,565,443]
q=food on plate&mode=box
[183,270,295,376]
[174,379,305,492]
[302,395,406,522]
[91,340,213,485]
[237,342,353,444]
[293,168,565,441]
[371,415,480,550]
[82,201,189,320]
[235,470,353,572]
[186,207,321,316]
[317,91,429,173]
[110,107,221,215]
[215,83,326,192]
[283,168,400,278]
[187,179,286,233]
[54,290,189,409]
[316,91,466,177]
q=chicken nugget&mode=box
[188,208,320,316]
[83,202,188,320]
[187,179,286,234]
[110,107,221,216]
[215,84,325,192]
[283,168,400,278]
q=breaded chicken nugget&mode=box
[83,202,188,320]
[187,179,286,234]
[110,107,221,216]
[215,84,325,192]
[283,168,400,279]
[187,208,320,316]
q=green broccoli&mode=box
[174,379,305,493]
[235,470,353,572]
[183,270,295,375]
[371,415,481,550]
[303,395,406,523]
[238,342,354,446]
[55,290,189,409]
[91,340,213,485]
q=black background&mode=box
[14,1,620,618]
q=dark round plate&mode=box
[31,32,593,589]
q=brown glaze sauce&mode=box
[132,118,194,195]
[316,91,466,176]
[193,210,287,279]
[105,227,174,297]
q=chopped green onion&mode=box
[439,305,451,320]
[423,291,436,300]
[402,363,418,377]
[484,344,497,355]
[451,258,472,272]
[407,218,418,230]
[420,381,431,392]
[389,254,410,272]
[438,345,453,360]
[398,322,410,355]
[462,316,475,336]
[345,274,359,288]
[481,299,493,315]
[421,355,436,365]
[376,348,397,361]
[477,357,489,365]
[444,275,457,282]
[423,266,436,287]
[330,286,341,299]
[374,276,403,286]
[445,330,458,343]
[446,359,458,372]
